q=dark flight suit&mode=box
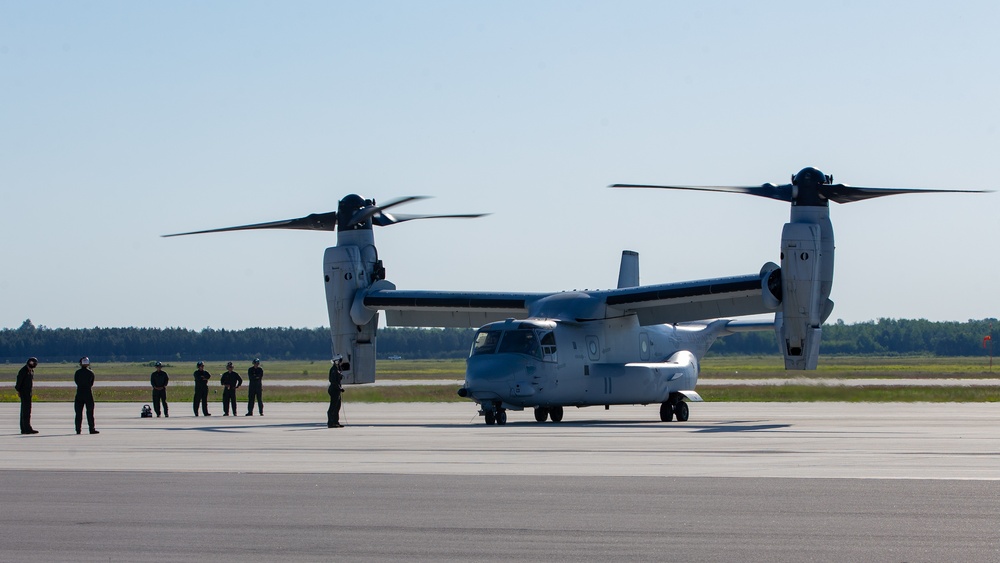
[192,369,212,416]
[15,363,35,434]
[220,369,243,416]
[150,369,169,417]
[246,365,264,415]
[327,364,344,428]
[74,367,97,434]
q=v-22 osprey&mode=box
[165,167,987,425]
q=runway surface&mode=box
[2,402,1000,561]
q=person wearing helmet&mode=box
[74,357,98,434]
[192,361,212,416]
[219,361,242,416]
[327,355,347,428]
[246,358,264,416]
[150,361,169,417]
[15,357,39,434]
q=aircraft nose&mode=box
[461,355,522,401]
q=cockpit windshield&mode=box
[470,324,557,361]
[471,330,502,356]
[497,329,541,358]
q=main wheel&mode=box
[674,401,689,422]
[484,410,496,425]
[549,406,564,422]
[534,407,549,422]
[659,402,674,422]
[496,410,508,425]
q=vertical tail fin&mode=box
[617,250,640,288]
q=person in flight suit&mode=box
[245,358,264,416]
[192,361,212,416]
[327,355,348,428]
[150,361,169,417]
[219,362,242,416]
[15,357,39,434]
[74,357,98,435]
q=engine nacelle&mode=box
[778,222,823,369]
[324,245,378,384]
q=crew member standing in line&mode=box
[192,361,212,416]
[150,361,169,417]
[15,357,39,434]
[220,362,242,416]
[327,355,347,428]
[246,358,264,416]
[74,357,98,435]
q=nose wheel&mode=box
[483,406,507,425]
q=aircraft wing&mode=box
[600,266,780,326]
[363,263,779,328]
[363,289,542,328]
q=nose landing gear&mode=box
[482,402,507,425]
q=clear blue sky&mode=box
[2,0,997,330]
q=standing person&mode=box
[150,361,169,417]
[327,355,347,428]
[74,357,98,435]
[219,362,242,416]
[15,357,39,434]
[246,358,264,416]
[192,361,212,416]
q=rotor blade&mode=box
[346,196,431,228]
[376,195,432,212]
[161,211,339,238]
[611,183,794,202]
[822,185,993,204]
[373,212,491,226]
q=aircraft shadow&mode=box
[342,420,792,432]
[121,417,792,433]
[162,422,330,433]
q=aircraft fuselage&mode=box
[462,316,715,414]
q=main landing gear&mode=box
[533,406,564,423]
[660,393,690,422]
[482,404,567,425]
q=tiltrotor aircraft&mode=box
[165,167,987,425]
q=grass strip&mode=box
[0,385,465,404]
[703,385,1000,402]
[5,384,1000,403]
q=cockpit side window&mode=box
[497,329,541,359]
[471,330,502,356]
[540,331,557,361]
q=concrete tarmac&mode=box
[3,402,1000,561]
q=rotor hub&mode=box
[790,167,832,207]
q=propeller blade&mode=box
[163,194,489,238]
[345,196,431,228]
[373,212,491,226]
[162,211,339,238]
[611,183,794,202]
[821,185,993,204]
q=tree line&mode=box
[1,318,996,363]
[711,318,997,356]
[0,320,476,363]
